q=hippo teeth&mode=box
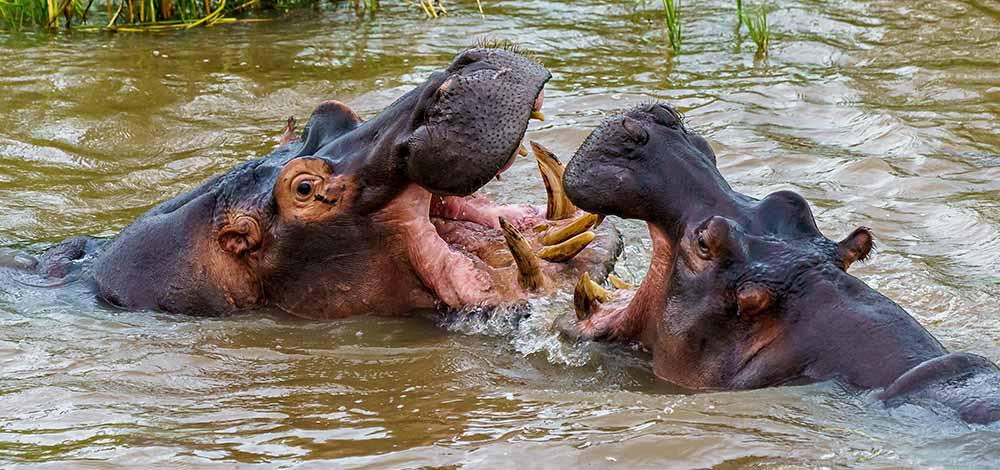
[499,217,546,291]
[530,141,579,220]
[608,273,632,289]
[530,110,545,121]
[574,272,609,321]
[537,230,596,262]
[534,212,599,263]
[517,142,529,157]
[541,212,598,246]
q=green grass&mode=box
[741,0,769,55]
[661,0,680,53]
[0,0,469,31]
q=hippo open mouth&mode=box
[269,47,622,316]
[27,44,620,319]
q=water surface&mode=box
[1,0,999,466]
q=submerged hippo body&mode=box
[7,47,621,318]
[559,102,1000,424]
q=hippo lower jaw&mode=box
[378,141,622,311]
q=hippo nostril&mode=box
[450,50,483,70]
[621,116,649,146]
[650,103,681,128]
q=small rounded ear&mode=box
[838,227,874,270]
[687,133,717,166]
[695,216,733,259]
[218,215,262,256]
[737,282,773,317]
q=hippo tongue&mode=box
[429,194,537,230]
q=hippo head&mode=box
[560,103,947,391]
[92,45,621,318]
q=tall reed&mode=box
[741,0,769,55]
[661,0,680,52]
[735,0,742,30]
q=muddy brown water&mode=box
[1,0,999,467]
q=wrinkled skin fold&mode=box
[559,102,1000,424]
[11,47,621,319]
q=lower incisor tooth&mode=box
[608,273,632,290]
[542,213,598,246]
[574,272,608,320]
[499,217,546,291]
[537,230,596,262]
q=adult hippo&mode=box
[558,102,1000,424]
[1,45,620,318]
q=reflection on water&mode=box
[1,0,999,466]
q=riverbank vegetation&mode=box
[0,0,467,31]
[0,0,767,56]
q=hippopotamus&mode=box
[1,46,620,318]
[558,102,1000,424]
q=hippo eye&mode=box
[296,181,313,197]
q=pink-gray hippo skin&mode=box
[558,102,1000,424]
[13,45,621,318]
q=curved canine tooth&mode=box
[608,273,633,290]
[542,213,598,246]
[574,272,609,320]
[499,217,545,291]
[530,110,545,121]
[518,142,529,157]
[530,141,578,220]
[537,230,596,262]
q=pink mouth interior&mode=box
[392,185,541,310]
[392,90,547,308]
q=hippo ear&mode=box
[217,215,262,257]
[737,282,773,317]
[294,100,363,156]
[837,227,874,270]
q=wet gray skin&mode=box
[561,102,1000,424]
